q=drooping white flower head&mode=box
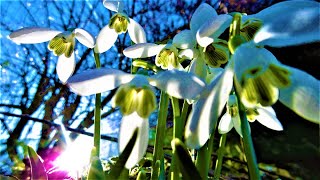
[94,0,147,53]
[173,3,232,68]
[9,27,95,83]
[67,68,206,166]
[218,95,283,137]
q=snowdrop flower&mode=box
[123,41,183,70]
[173,3,232,68]
[218,94,283,137]
[185,0,320,149]
[66,68,205,168]
[9,27,94,83]
[94,0,146,53]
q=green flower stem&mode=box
[230,13,242,37]
[195,132,215,180]
[213,134,227,179]
[133,59,161,72]
[93,52,101,157]
[170,97,182,180]
[239,103,261,180]
[151,92,169,180]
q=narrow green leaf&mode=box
[87,157,105,180]
[137,169,147,180]
[171,138,202,180]
[26,145,48,180]
[108,128,138,179]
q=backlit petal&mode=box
[56,53,75,84]
[74,28,95,48]
[185,63,234,149]
[94,25,118,53]
[179,48,199,60]
[190,3,217,34]
[103,0,123,12]
[118,112,149,169]
[253,1,320,47]
[149,70,206,100]
[9,27,61,44]
[279,66,320,123]
[128,18,147,44]
[123,43,166,58]
[196,14,232,47]
[218,113,233,134]
[172,30,195,49]
[67,68,134,96]
[256,106,283,130]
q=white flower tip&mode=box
[9,27,61,44]
[128,18,147,44]
[123,43,164,58]
[103,0,123,12]
[74,28,95,48]
[196,30,213,48]
[95,25,118,53]
[56,54,75,84]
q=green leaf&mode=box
[26,145,48,180]
[87,157,105,180]
[108,128,138,179]
[171,138,202,180]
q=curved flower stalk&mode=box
[9,27,94,83]
[94,0,147,53]
[66,68,205,168]
[185,1,320,148]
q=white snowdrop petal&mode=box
[172,30,195,49]
[128,18,147,44]
[179,48,198,60]
[184,63,234,149]
[196,14,232,47]
[256,107,283,131]
[9,27,61,44]
[149,70,206,100]
[67,68,134,96]
[119,112,149,169]
[218,113,233,134]
[253,1,320,47]
[103,0,123,12]
[279,66,320,124]
[56,53,75,84]
[123,43,165,58]
[190,3,217,34]
[74,28,95,48]
[94,25,118,53]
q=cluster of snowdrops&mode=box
[9,0,319,179]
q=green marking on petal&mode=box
[246,108,259,122]
[155,44,179,69]
[113,83,156,118]
[53,43,67,56]
[268,64,291,88]
[48,31,75,57]
[203,40,229,67]
[227,94,239,117]
[136,87,157,118]
[240,19,263,41]
[109,13,130,34]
